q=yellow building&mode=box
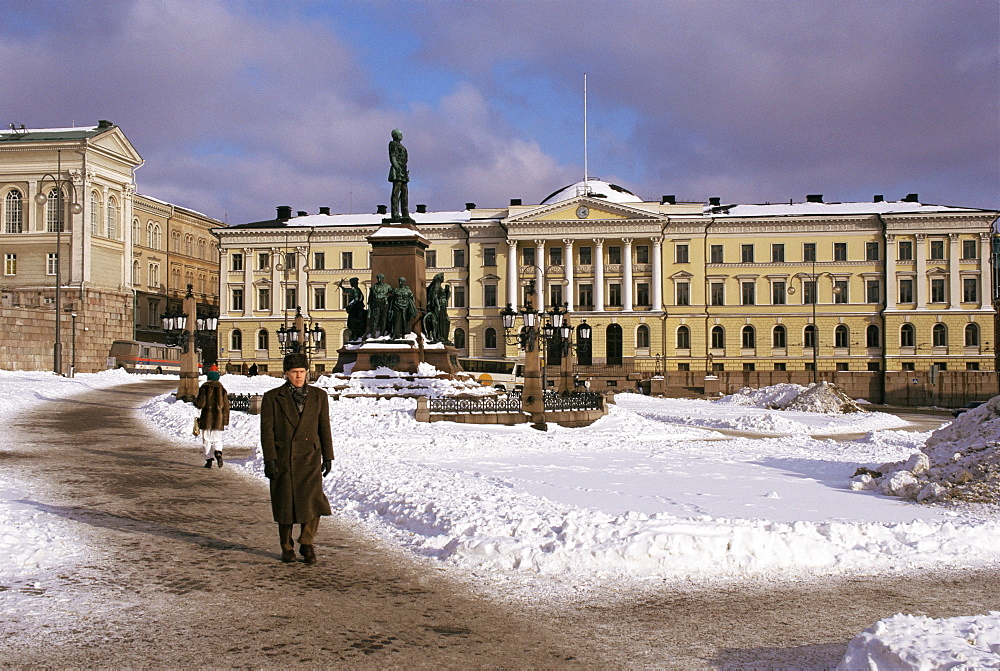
[214,182,998,384]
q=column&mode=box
[534,239,545,309]
[218,250,229,314]
[507,240,518,308]
[562,238,575,311]
[885,235,897,309]
[297,246,309,317]
[594,239,605,311]
[948,233,961,309]
[622,238,634,311]
[979,233,991,309]
[242,247,252,316]
[651,236,663,311]
[915,234,927,309]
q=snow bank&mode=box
[839,612,1000,669]
[719,381,863,413]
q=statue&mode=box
[366,273,391,338]
[338,277,366,342]
[388,128,409,221]
[422,272,451,344]
[387,276,417,339]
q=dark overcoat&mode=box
[260,383,334,524]
[194,380,230,431]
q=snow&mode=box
[3,370,999,666]
[714,200,982,217]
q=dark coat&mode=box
[194,380,230,431]
[260,383,334,524]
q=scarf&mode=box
[289,383,308,415]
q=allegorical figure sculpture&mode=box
[422,272,451,344]
[387,276,417,339]
[388,128,409,220]
[366,273,391,338]
[338,277,366,342]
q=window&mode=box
[313,286,326,310]
[258,287,270,311]
[197,238,206,259]
[772,281,786,305]
[865,242,880,261]
[741,244,754,263]
[132,218,141,243]
[170,230,180,253]
[967,362,980,371]
[803,243,816,262]
[675,244,689,263]
[549,284,563,308]
[148,262,159,287]
[678,363,691,371]
[835,325,849,348]
[710,282,724,306]
[4,189,23,233]
[285,287,297,311]
[712,363,725,372]
[772,325,786,348]
[453,249,466,267]
[579,284,593,307]
[965,323,980,347]
[579,246,592,265]
[147,223,161,249]
[834,242,847,261]
[963,278,978,303]
[836,363,849,372]
[710,245,724,263]
[483,247,496,266]
[608,283,622,307]
[425,250,436,268]
[549,247,563,266]
[899,279,914,303]
[4,253,15,275]
[868,362,881,371]
[676,325,690,349]
[484,327,497,349]
[741,281,755,305]
[522,248,535,266]
[454,328,466,349]
[636,325,650,349]
[608,246,622,264]
[932,323,947,347]
[866,324,880,348]
[453,285,466,308]
[771,244,784,262]
[170,268,180,290]
[231,253,243,271]
[147,299,159,328]
[285,252,295,270]
[675,282,689,306]
[900,323,915,347]
[930,240,945,260]
[230,329,242,351]
[636,283,650,306]
[90,191,100,235]
[933,362,948,371]
[803,280,817,305]
[484,284,497,307]
[46,188,64,232]
[258,252,269,270]
[866,280,881,304]
[313,252,325,270]
[743,363,756,372]
[930,278,946,303]
[636,245,649,264]
[834,279,848,303]
[902,362,915,371]
[898,240,913,260]
[185,235,194,257]
[231,288,243,311]
[102,197,117,239]
[742,326,755,349]
[774,363,787,371]
[132,260,140,285]
[962,239,977,259]
[804,325,817,348]
[711,326,725,349]
[340,252,352,269]
[257,329,269,351]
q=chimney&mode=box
[465,202,476,210]
[806,194,824,203]
[709,197,721,207]
[319,206,330,215]
[296,210,307,217]
[661,195,675,205]
[97,119,114,129]
[376,204,387,215]
[276,205,292,221]
[510,198,522,206]
[902,193,919,202]
[873,195,884,203]
[416,204,427,213]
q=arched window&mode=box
[230,329,242,351]
[772,325,786,348]
[5,189,23,233]
[900,323,915,347]
[257,329,269,351]
[835,324,850,349]
[185,234,194,257]
[146,222,154,248]
[804,324,817,348]
[170,268,180,290]
[741,325,756,349]
[484,327,497,349]
[965,323,980,347]
[606,324,623,365]
[46,188,64,232]
[197,238,206,259]
[454,328,466,349]
[90,191,100,235]
[131,260,140,285]
[636,324,650,349]
[711,325,725,349]
[676,325,690,349]
[106,196,118,238]
[866,324,880,348]
[932,323,947,347]
[170,230,180,252]
[132,218,141,243]
[153,223,162,249]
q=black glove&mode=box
[263,460,276,480]
[322,459,332,477]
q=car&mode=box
[952,401,986,417]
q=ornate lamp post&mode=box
[278,306,323,375]
[500,280,546,430]
[33,149,82,375]
[161,284,217,402]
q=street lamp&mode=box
[161,284,217,401]
[278,306,323,375]
[34,149,82,375]
[500,280,546,430]
[70,312,77,378]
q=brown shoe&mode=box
[300,544,317,564]
[280,549,296,563]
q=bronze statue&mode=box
[338,277,366,342]
[387,276,417,339]
[366,273,391,338]
[422,272,451,344]
[388,128,409,220]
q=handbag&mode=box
[192,417,201,437]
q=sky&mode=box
[1,0,997,225]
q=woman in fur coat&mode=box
[194,370,231,468]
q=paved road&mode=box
[3,381,999,668]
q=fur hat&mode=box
[282,352,309,371]
[207,371,221,381]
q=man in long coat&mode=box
[260,352,334,564]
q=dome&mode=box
[540,180,643,205]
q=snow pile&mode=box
[317,363,495,398]
[719,381,863,413]
[851,395,1000,504]
[838,612,1000,670]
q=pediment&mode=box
[669,270,694,280]
[506,195,663,224]
[90,127,144,166]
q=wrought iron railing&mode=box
[428,394,524,414]
[543,391,604,412]
[228,393,252,413]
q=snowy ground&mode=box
[2,369,999,667]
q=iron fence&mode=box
[228,393,252,413]
[428,394,523,414]
[543,391,603,412]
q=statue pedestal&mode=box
[333,338,461,375]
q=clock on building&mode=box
[576,205,589,219]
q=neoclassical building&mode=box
[213,181,998,381]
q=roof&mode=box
[541,180,643,205]
[229,209,489,230]
[0,122,117,144]
[708,200,996,218]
